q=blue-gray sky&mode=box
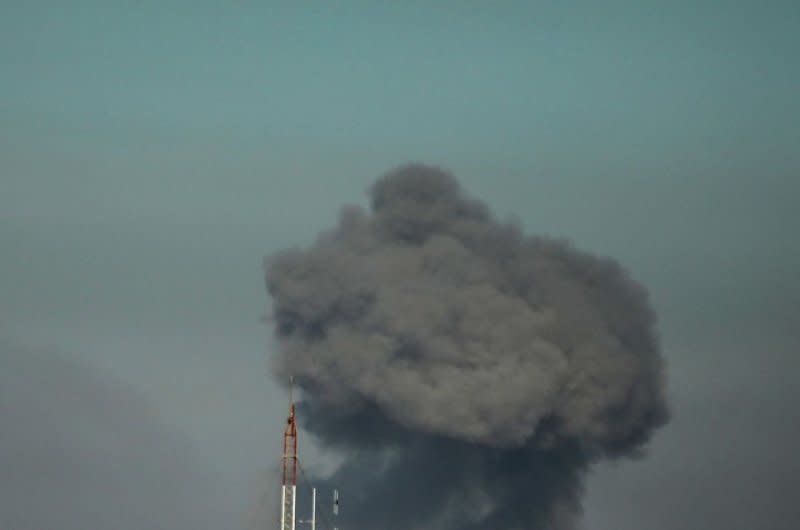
[1,2,798,529]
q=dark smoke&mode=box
[265,164,669,529]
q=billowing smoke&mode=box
[265,164,669,529]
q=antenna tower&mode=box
[281,379,298,530]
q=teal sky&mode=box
[2,2,799,529]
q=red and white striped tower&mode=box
[281,380,298,530]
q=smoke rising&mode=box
[265,164,669,529]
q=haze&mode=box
[2,2,798,529]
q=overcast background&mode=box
[1,2,799,529]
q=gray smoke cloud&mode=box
[265,164,669,529]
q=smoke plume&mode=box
[0,342,225,530]
[265,164,669,529]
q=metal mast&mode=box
[281,379,298,530]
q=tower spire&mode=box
[281,377,298,530]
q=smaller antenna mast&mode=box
[333,489,339,530]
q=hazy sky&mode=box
[2,2,799,529]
